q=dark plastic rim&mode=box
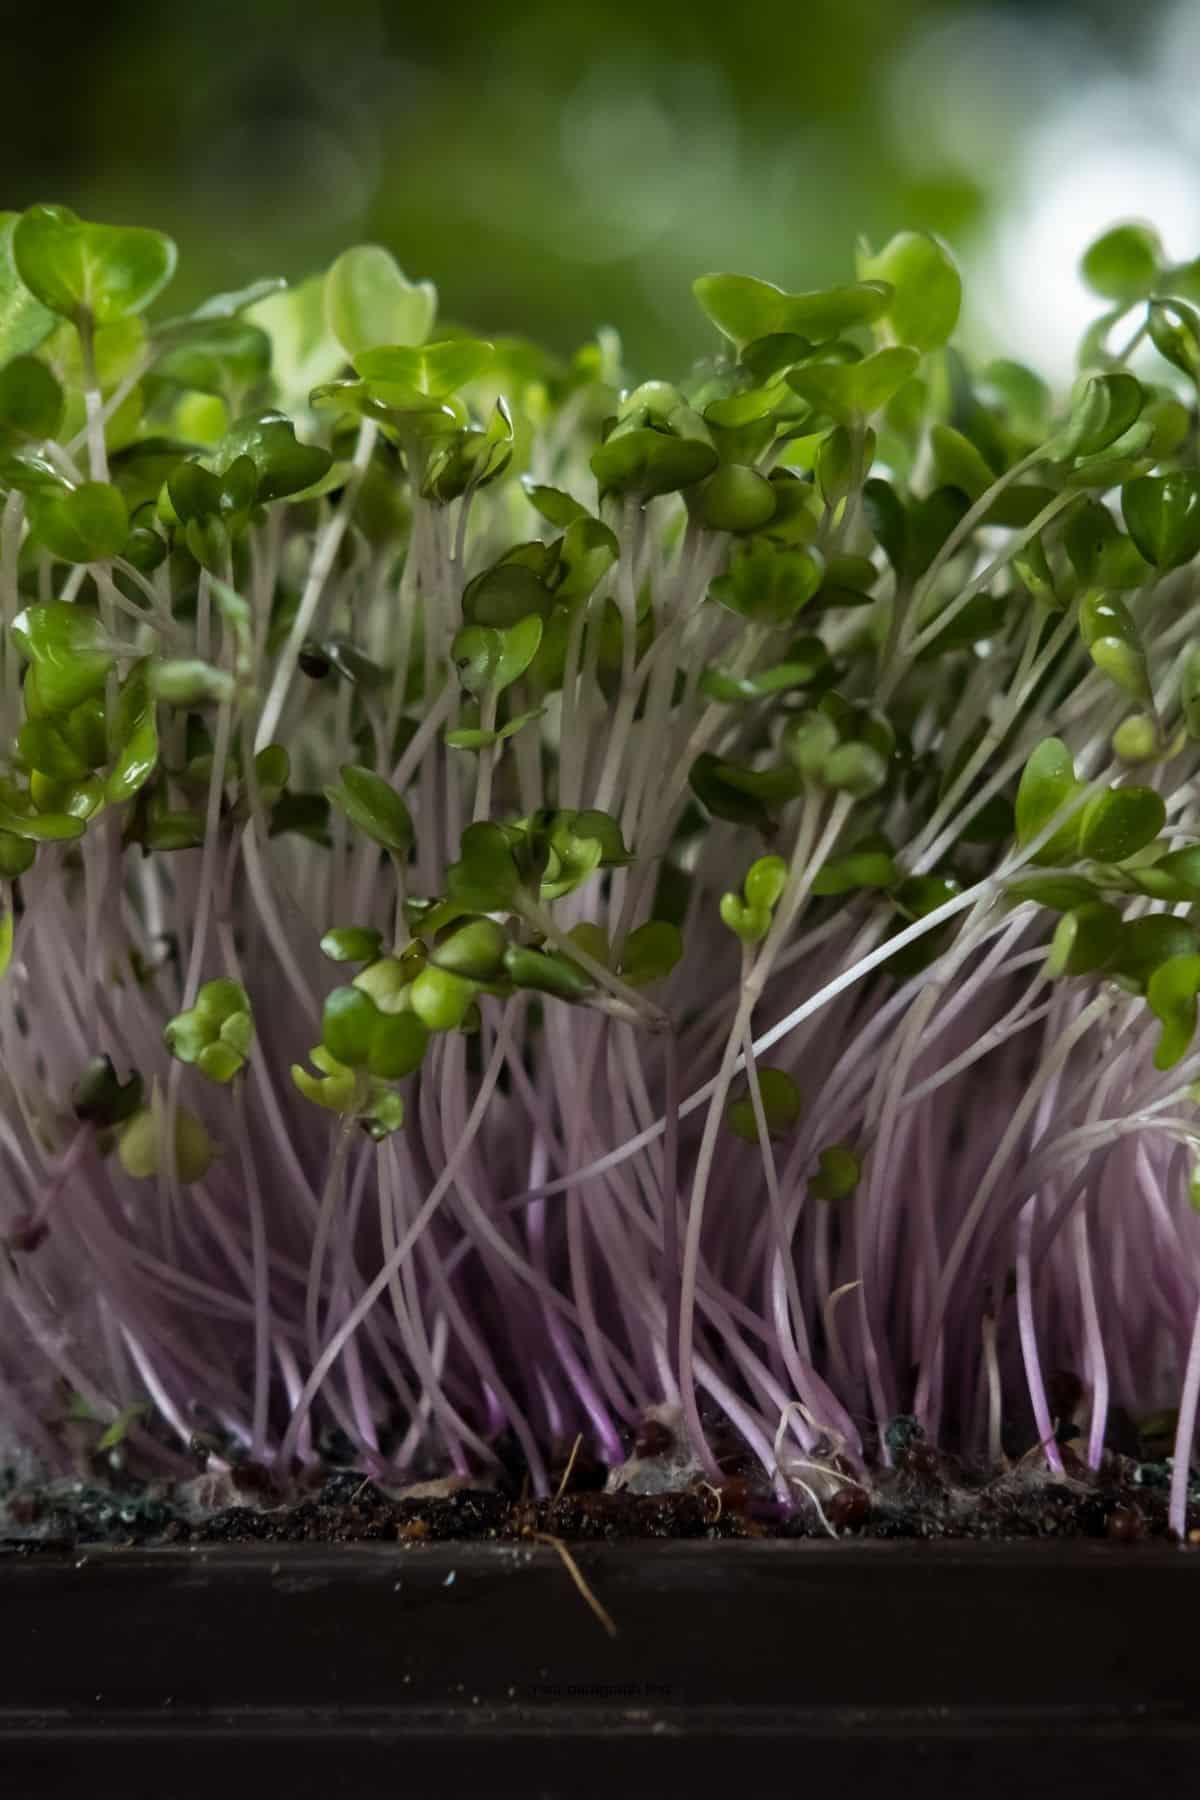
[3,1538,1199,1796]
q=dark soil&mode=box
[3,1429,1196,1552]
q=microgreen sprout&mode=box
[3,208,1200,1539]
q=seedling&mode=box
[2,207,1200,1539]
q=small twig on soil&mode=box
[553,1434,584,1505]
[697,1479,722,1523]
[528,1530,619,1639]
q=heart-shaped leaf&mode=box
[710,546,824,626]
[452,613,544,698]
[857,230,961,351]
[13,204,176,325]
[693,274,891,350]
[155,319,272,398]
[618,919,683,986]
[356,338,494,398]
[462,562,553,628]
[32,481,128,564]
[324,246,436,358]
[591,427,717,499]
[165,978,254,1082]
[786,346,920,423]
[216,411,332,502]
[446,821,524,911]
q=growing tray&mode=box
[2,1538,1198,1796]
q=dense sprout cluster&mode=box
[4,206,1200,1533]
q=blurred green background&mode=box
[3,0,1197,375]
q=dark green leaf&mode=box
[930,424,996,500]
[520,480,589,527]
[1121,473,1200,571]
[0,801,85,841]
[1079,785,1165,864]
[1147,952,1200,1068]
[216,411,332,503]
[1129,847,1200,902]
[726,1066,802,1141]
[445,821,524,910]
[10,601,113,711]
[105,658,158,803]
[0,355,62,440]
[325,764,412,853]
[502,944,593,1002]
[1014,738,1083,864]
[1048,373,1144,462]
[811,843,897,895]
[710,546,824,626]
[1065,500,1149,590]
[33,481,128,563]
[591,427,717,499]
[1046,900,1122,978]
[1147,299,1200,383]
[618,920,683,986]
[1113,915,1200,992]
[689,752,796,829]
[154,319,271,397]
[462,561,553,628]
